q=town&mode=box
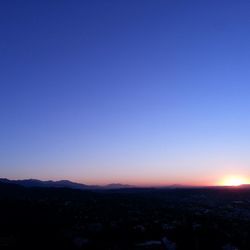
[1,181,250,249]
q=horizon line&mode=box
[1,177,250,188]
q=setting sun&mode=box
[220,176,249,186]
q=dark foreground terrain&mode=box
[1,182,250,249]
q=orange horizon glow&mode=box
[218,176,250,187]
[76,175,250,187]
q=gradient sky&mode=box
[1,0,250,186]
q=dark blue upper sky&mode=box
[1,1,250,185]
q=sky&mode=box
[1,0,250,186]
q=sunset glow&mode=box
[220,176,249,187]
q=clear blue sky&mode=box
[1,0,250,185]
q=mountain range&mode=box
[0,178,133,190]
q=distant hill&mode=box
[104,183,133,189]
[235,184,250,189]
[0,178,134,190]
